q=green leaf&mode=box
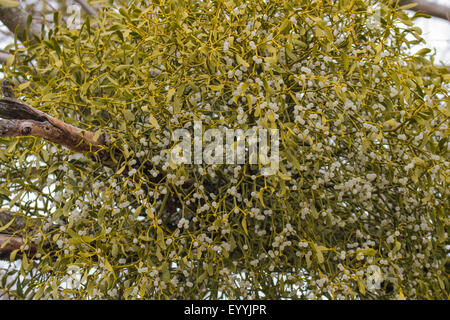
[22,253,29,271]
[104,257,115,275]
[415,48,431,57]
[16,275,23,298]
[357,248,377,256]
[148,114,159,129]
[17,81,31,91]
[116,164,126,175]
[196,271,207,284]
[278,19,291,34]
[313,244,325,264]
[393,240,402,253]
[34,285,46,300]
[258,189,266,208]
[241,216,248,236]
[124,110,135,122]
[358,278,366,295]
[235,53,249,68]
[398,2,418,10]
[277,171,291,181]
[112,243,119,257]
[51,277,58,299]
[8,190,23,208]
[0,0,19,8]
[207,262,214,276]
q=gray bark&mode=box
[399,0,450,21]
[74,0,97,17]
[0,4,40,43]
[0,96,107,153]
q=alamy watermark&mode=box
[67,5,82,29]
[367,5,382,30]
[170,121,280,176]
[365,265,383,291]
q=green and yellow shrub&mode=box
[0,0,448,299]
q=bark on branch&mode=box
[0,3,40,43]
[0,97,107,153]
[0,209,25,232]
[0,209,35,261]
[0,234,33,260]
[0,2,42,64]
[74,0,97,17]
[0,51,11,64]
[398,0,450,21]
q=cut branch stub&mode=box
[0,210,35,261]
[0,97,107,153]
[0,234,25,260]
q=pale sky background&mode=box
[411,0,450,65]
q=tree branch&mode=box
[0,51,11,64]
[0,2,40,66]
[0,209,34,261]
[399,0,450,21]
[0,0,97,65]
[0,234,29,260]
[0,3,40,43]
[0,209,25,233]
[0,97,107,153]
[73,0,97,17]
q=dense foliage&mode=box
[0,0,448,299]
